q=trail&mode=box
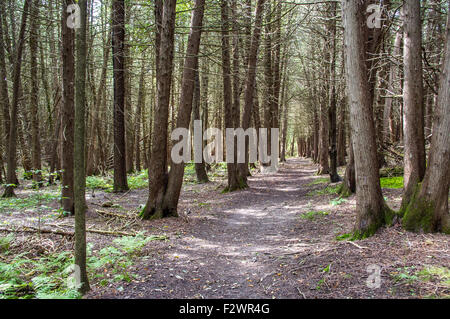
[87,158,449,299]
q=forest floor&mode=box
[0,158,449,299]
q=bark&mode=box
[74,0,90,294]
[141,0,200,219]
[61,0,75,212]
[134,59,146,173]
[342,0,393,239]
[192,68,209,183]
[29,0,42,186]
[220,0,241,191]
[238,0,265,182]
[401,0,426,211]
[112,0,129,192]
[402,8,450,233]
[328,1,340,182]
[3,0,31,198]
[86,34,111,176]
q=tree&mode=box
[140,0,206,219]
[327,1,340,182]
[2,0,31,198]
[402,6,450,234]
[192,67,209,184]
[74,0,90,294]
[112,0,129,192]
[221,0,242,191]
[61,0,75,213]
[29,0,42,186]
[342,0,393,239]
[401,0,426,211]
[238,0,266,184]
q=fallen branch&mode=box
[0,226,137,237]
[96,209,134,219]
[342,240,368,250]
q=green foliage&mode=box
[0,192,60,213]
[330,198,348,206]
[300,210,328,220]
[0,251,80,299]
[418,266,450,287]
[391,266,419,284]
[0,234,14,253]
[335,233,352,241]
[127,170,149,189]
[87,233,168,284]
[379,166,403,178]
[306,177,329,186]
[380,176,404,189]
[307,184,340,196]
[0,233,168,299]
[86,175,113,191]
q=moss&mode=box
[379,176,404,189]
[402,197,435,233]
[337,183,352,198]
[352,204,394,240]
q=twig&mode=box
[343,240,368,250]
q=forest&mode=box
[0,0,449,300]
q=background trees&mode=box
[0,3,448,295]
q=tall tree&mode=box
[2,0,31,198]
[29,0,42,186]
[342,0,393,239]
[74,0,90,294]
[61,0,75,213]
[327,1,340,182]
[401,0,426,211]
[221,0,241,191]
[192,67,209,183]
[112,0,129,192]
[140,0,177,219]
[238,0,266,184]
[402,5,450,234]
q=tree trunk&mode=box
[134,59,146,173]
[402,5,450,234]
[328,1,340,182]
[221,0,241,191]
[29,0,42,187]
[74,0,90,294]
[401,0,426,211]
[3,0,31,198]
[342,0,393,239]
[238,0,265,182]
[192,68,209,183]
[61,0,75,212]
[112,0,129,192]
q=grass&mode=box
[300,210,328,220]
[306,177,329,187]
[0,192,60,214]
[307,184,340,196]
[380,176,404,189]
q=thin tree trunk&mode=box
[61,0,75,212]
[3,0,31,198]
[29,0,42,186]
[74,0,90,294]
[401,0,426,211]
[112,0,129,192]
[238,0,265,182]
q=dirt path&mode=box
[86,158,449,299]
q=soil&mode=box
[2,158,449,299]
